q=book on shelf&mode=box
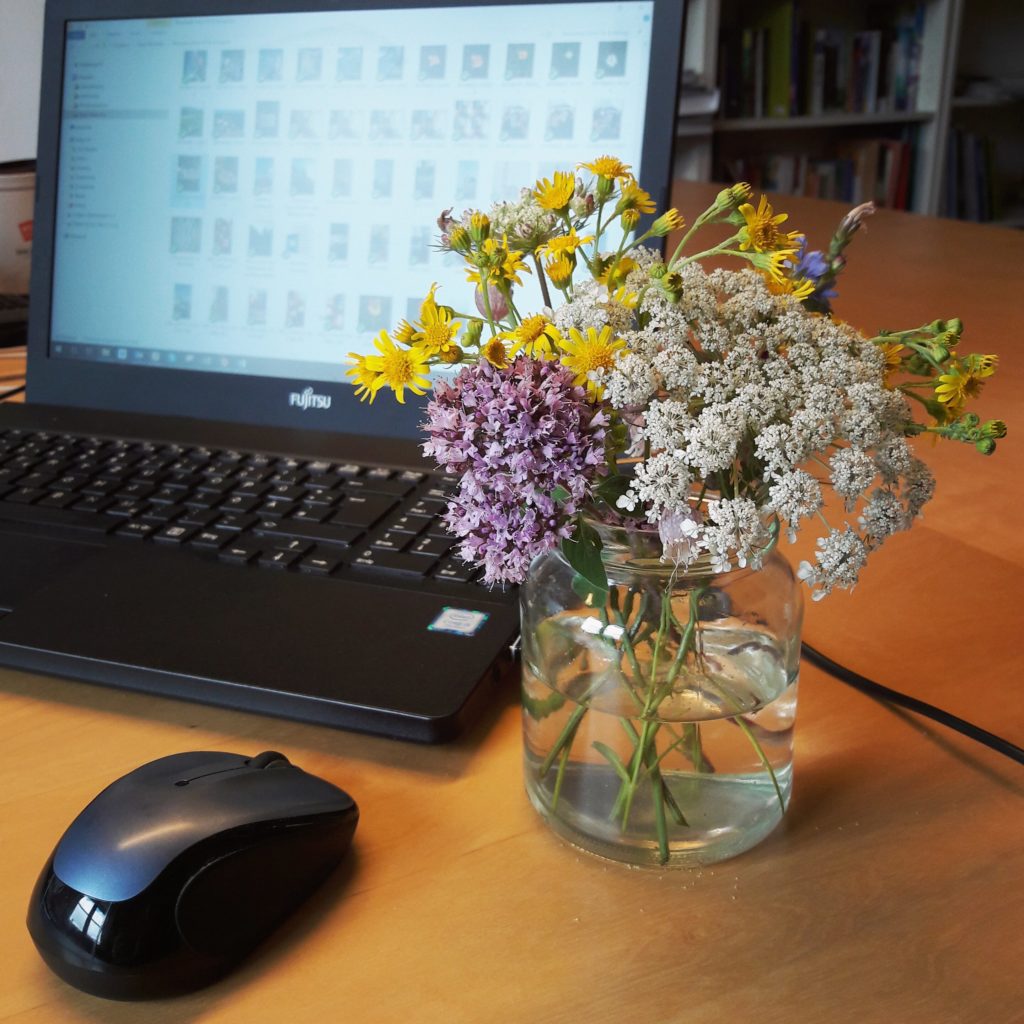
[719,2,927,120]
[721,134,914,210]
[946,129,995,222]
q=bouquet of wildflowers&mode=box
[348,156,1005,600]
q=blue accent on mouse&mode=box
[26,750,358,1000]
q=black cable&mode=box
[802,642,1024,766]
[0,384,25,401]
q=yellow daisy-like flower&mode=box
[545,255,574,289]
[411,288,462,358]
[534,170,576,211]
[499,240,529,286]
[346,352,383,403]
[597,256,637,290]
[616,179,656,217]
[537,227,593,260]
[500,314,563,358]
[738,195,802,253]
[764,274,816,302]
[877,342,906,387]
[392,319,416,344]
[482,337,510,368]
[934,358,994,413]
[465,236,529,288]
[650,208,686,237]
[560,325,628,398]
[363,331,431,404]
[748,247,800,283]
[580,155,632,180]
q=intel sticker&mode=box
[428,607,489,637]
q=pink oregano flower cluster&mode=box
[423,356,608,585]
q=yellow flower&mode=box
[501,314,563,358]
[469,211,490,242]
[615,179,656,218]
[537,227,593,259]
[934,358,994,414]
[545,255,574,289]
[392,319,416,344]
[499,240,529,286]
[877,342,906,387]
[465,236,529,287]
[534,171,576,212]
[580,155,632,180]
[738,195,802,253]
[764,274,816,302]
[412,287,462,358]
[363,331,431,404]
[597,256,637,290]
[482,337,510,368]
[714,181,753,213]
[346,352,383,403]
[560,325,627,398]
[650,208,686,236]
[748,247,799,282]
[620,208,641,230]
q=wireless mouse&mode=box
[27,750,358,1000]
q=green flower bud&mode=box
[975,438,996,455]
[464,319,483,345]
[983,419,1008,439]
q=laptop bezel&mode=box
[27,0,685,441]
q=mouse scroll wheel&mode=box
[248,751,291,770]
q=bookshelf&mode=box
[674,0,1023,223]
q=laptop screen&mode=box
[50,2,660,385]
[29,0,683,438]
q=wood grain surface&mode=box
[0,184,1022,1024]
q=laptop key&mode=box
[177,507,221,528]
[219,540,261,564]
[410,535,455,558]
[259,549,300,570]
[349,549,432,577]
[37,490,78,509]
[4,487,45,504]
[221,493,262,513]
[214,512,258,532]
[141,503,185,523]
[371,531,410,552]
[152,524,196,545]
[189,530,228,550]
[273,537,313,556]
[298,550,344,576]
[331,494,397,528]
[254,518,362,547]
[288,505,330,523]
[71,495,113,514]
[382,513,429,535]
[435,560,480,583]
[115,520,156,539]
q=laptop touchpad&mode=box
[0,533,103,613]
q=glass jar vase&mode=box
[520,518,803,867]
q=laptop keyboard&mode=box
[0,428,482,585]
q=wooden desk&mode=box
[1,186,1022,1024]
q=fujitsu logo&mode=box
[288,386,332,410]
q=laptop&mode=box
[0,0,684,742]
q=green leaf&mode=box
[561,518,608,605]
[550,485,571,504]
[592,741,632,785]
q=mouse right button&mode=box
[175,818,356,958]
